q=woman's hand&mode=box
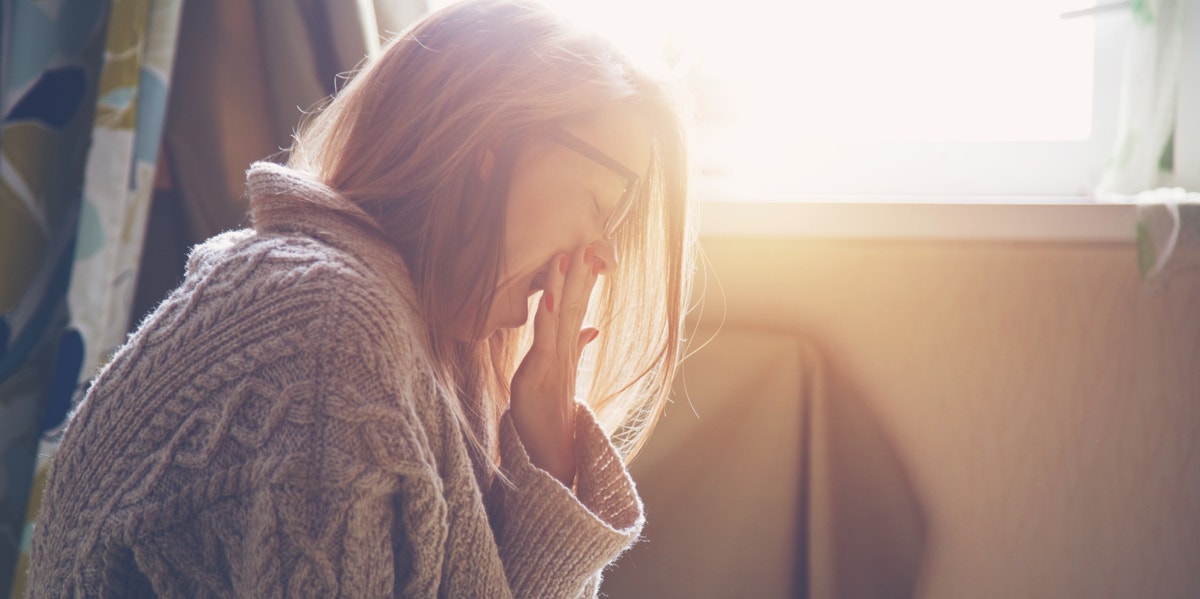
[510,245,603,486]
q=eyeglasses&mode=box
[546,128,640,241]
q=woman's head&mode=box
[289,0,694,459]
[486,104,651,336]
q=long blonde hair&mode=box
[288,0,695,463]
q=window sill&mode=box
[695,197,1137,243]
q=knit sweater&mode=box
[25,162,644,598]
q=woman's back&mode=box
[28,170,642,597]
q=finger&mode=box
[583,252,601,309]
[526,292,556,369]
[531,253,569,358]
[576,252,601,339]
[558,245,595,350]
[576,327,600,358]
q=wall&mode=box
[692,236,1200,598]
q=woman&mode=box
[26,0,694,597]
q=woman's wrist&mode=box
[512,406,577,486]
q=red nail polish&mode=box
[545,292,554,313]
[584,246,595,264]
[559,255,570,274]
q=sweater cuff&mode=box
[495,404,644,598]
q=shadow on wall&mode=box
[810,360,929,599]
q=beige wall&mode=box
[694,237,1200,598]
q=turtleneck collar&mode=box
[244,160,417,305]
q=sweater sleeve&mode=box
[492,403,645,598]
[231,456,435,599]
[120,422,449,599]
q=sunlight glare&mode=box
[425,0,1104,195]
[543,0,1095,144]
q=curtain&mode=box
[600,325,926,598]
[0,1,112,594]
[603,327,826,598]
[1,1,428,595]
[0,1,184,596]
[1095,0,1198,282]
[163,0,425,249]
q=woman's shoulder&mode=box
[73,228,444,477]
[186,228,396,299]
[180,229,450,468]
[185,227,427,343]
[109,226,437,406]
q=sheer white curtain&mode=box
[1096,0,1199,280]
[1095,0,1189,195]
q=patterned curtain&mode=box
[0,1,183,596]
[1,1,426,594]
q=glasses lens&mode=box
[605,183,637,240]
[547,129,640,241]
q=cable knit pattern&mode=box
[25,162,644,598]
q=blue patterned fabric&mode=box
[1,1,183,595]
[0,3,110,594]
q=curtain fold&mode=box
[164,0,426,247]
[602,327,827,598]
[1095,0,1186,196]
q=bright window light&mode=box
[429,0,1121,198]
[552,0,1094,141]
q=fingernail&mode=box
[559,255,570,274]
[545,292,554,313]
[584,246,595,264]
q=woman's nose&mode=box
[591,239,619,275]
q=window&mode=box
[524,0,1128,199]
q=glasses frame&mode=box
[546,128,640,241]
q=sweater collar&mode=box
[244,161,417,304]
